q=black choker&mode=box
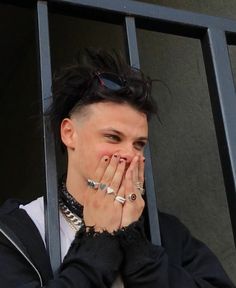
[59,182,83,219]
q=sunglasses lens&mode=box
[99,73,124,91]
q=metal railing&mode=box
[3,0,236,272]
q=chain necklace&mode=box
[59,199,83,232]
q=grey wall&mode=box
[136,0,236,282]
[139,0,236,19]
[137,30,236,282]
[0,0,236,284]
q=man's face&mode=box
[63,102,148,184]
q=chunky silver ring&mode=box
[99,183,108,191]
[107,187,116,196]
[136,182,143,187]
[127,193,137,202]
[87,179,100,190]
[115,196,126,205]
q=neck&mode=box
[65,166,86,206]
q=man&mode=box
[0,49,234,287]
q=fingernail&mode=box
[119,159,125,163]
[114,154,118,158]
[104,156,109,162]
[143,157,145,162]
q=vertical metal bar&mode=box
[202,28,236,246]
[125,17,141,69]
[125,16,161,246]
[36,0,61,272]
[144,143,162,246]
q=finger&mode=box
[94,155,110,182]
[125,158,142,202]
[132,166,143,200]
[108,159,126,194]
[125,168,133,196]
[124,169,140,203]
[113,161,127,207]
[132,156,140,184]
[99,154,120,195]
[87,155,110,195]
[124,156,138,195]
[113,180,126,209]
[136,156,145,196]
[138,156,145,184]
[86,155,110,196]
[132,157,139,184]
[114,182,125,208]
[126,155,139,175]
[126,156,138,185]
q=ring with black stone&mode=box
[127,193,137,202]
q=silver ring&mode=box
[136,182,145,195]
[127,193,137,202]
[87,179,100,190]
[107,187,116,196]
[136,182,143,187]
[99,183,108,191]
[115,196,126,205]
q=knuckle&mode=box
[139,199,145,209]
[92,199,100,209]
[139,175,144,182]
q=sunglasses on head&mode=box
[94,71,127,91]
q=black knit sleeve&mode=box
[116,215,235,288]
[54,226,122,288]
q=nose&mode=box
[117,143,139,164]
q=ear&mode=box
[60,118,77,150]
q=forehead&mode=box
[72,102,148,135]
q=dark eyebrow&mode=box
[101,128,148,141]
[137,137,148,142]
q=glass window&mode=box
[0,3,44,204]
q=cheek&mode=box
[95,145,117,159]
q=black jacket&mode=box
[0,198,234,288]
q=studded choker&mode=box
[59,182,84,231]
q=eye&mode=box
[134,141,146,151]
[105,134,121,142]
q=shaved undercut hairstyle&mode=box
[48,48,157,151]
